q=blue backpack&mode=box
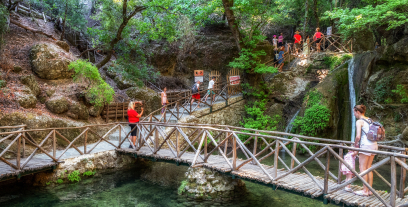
[191,83,198,94]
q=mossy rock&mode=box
[68,102,89,120]
[13,65,22,73]
[46,96,69,114]
[55,40,70,52]
[14,86,37,108]
[126,87,161,115]
[46,89,55,97]
[20,75,41,97]
[114,75,137,90]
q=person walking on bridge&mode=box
[313,28,324,53]
[205,76,216,103]
[127,101,144,149]
[161,87,169,115]
[278,33,284,47]
[191,80,201,108]
[278,46,285,72]
[353,104,377,197]
[293,31,302,55]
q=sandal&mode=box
[353,190,369,197]
[344,187,353,192]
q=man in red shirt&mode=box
[294,31,302,55]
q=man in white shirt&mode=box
[205,77,216,102]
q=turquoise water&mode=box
[0,150,397,207]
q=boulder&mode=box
[29,43,76,80]
[68,102,89,120]
[20,75,40,96]
[45,96,70,114]
[89,105,103,117]
[55,40,70,52]
[46,89,55,97]
[382,36,408,63]
[114,75,136,90]
[353,29,375,52]
[14,87,37,108]
[126,87,161,115]
[403,126,408,141]
[104,68,118,79]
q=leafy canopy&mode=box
[325,0,408,37]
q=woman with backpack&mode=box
[353,104,378,197]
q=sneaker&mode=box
[129,145,132,148]
[344,187,352,192]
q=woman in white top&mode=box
[353,104,377,196]
[205,76,216,102]
[161,87,169,114]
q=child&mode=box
[340,150,358,192]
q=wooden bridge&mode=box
[1,121,408,207]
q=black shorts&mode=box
[129,124,138,136]
[278,42,283,47]
[316,38,322,44]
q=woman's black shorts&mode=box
[278,42,283,47]
[129,124,138,136]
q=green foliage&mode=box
[67,170,81,183]
[0,80,6,88]
[323,54,352,70]
[109,56,158,87]
[293,90,331,137]
[56,179,64,184]
[373,76,393,103]
[392,85,408,103]
[69,60,114,107]
[178,180,188,195]
[325,0,408,38]
[83,170,96,176]
[0,4,8,46]
[240,99,280,141]
[228,33,278,75]
[46,181,51,185]
[241,82,270,100]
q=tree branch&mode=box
[10,18,56,40]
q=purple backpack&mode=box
[361,118,385,142]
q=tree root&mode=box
[10,19,56,40]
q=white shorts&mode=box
[359,144,378,156]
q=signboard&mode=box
[194,76,203,83]
[327,26,332,37]
[194,70,204,76]
[229,75,240,85]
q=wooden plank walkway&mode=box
[0,157,57,180]
[117,147,408,207]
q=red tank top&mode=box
[315,32,322,39]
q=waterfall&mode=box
[285,109,300,136]
[348,57,356,142]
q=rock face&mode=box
[114,75,136,90]
[29,43,76,80]
[88,105,103,117]
[403,127,408,141]
[68,102,89,120]
[126,87,160,115]
[55,40,70,52]
[45,96,70,114]
[20,75,40,96]
[179,167,246,201]
[14,86,37,108]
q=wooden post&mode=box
[337,144,344,184]
[224,133,229,155]
[390,156,397,207]
[210,89,213,113]
[154,127,159,154]
[53,130,56,159]
[290,139,297,169]
[252,132,258,165]
[115,103,118,122]
[16,133,21,170]
[106,104,109,122]
[84,130,87,154]
[22,126,25,158]
[323,150,331,203]
[122,103,125,121]
[204,132,208,162]
[399,151,406,198]
[118,125,121,149]
[232,136,237,170]
[176,101,179,119]
[273,140,280,178]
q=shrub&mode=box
[178,180,188,195]
[83,170,96,176]
[67,170,81,182]
[323,54,352,71]
[374,76,393,103]
[392,85,408,103]
[69,60,114,107]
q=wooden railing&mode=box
[1,122,408,206]
[140,78,243,123]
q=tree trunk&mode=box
[221,0,244,51]
[95,3,146,68]
[60,2,68,41]
[313,0,319,28]
[10,18,56,40]
[303,0,309,37]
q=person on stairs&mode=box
[127,101,144,149]
[272,35,278,48]
[205,76,216,103]
[293,31,302,55]
[353,104,377,197]
[191,80,201,108]
[313,28,324,53]
[278,33,284,47]
[278,46,285,72]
